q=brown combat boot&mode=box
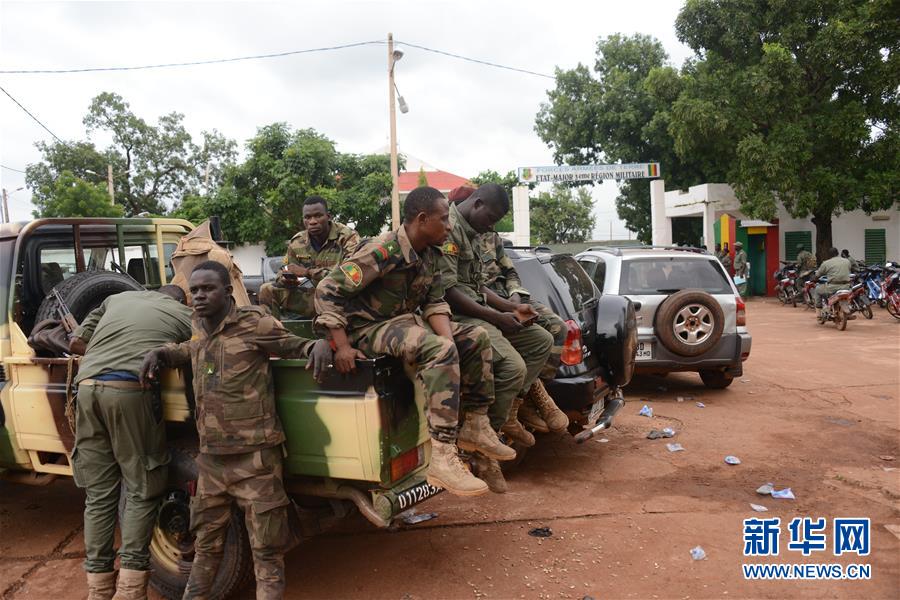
[457,408,517,461]
[517,396,550,433]
[86,571,117,600]
[500,397,535,447]
[112,569,149,600]
[471,454,508,494]
[527,379,569,433]
[427,439,489,496]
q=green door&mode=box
[747,234,767,296]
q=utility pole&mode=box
[388,32,400,229]
[106,164,115,205]
[2,188,9,224]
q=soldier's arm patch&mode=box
[340,262,364,286]
[372,245,390,261]
[442,241,459,256]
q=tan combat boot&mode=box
[427,439,489,496]
[517,396,549,433]
[471,454,508,494]
[86,571,117,600]
[457,408,517,461]
[112,569,150,600]
[500,397,535,447]
[527,379,569,433]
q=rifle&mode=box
[52,289,79,338]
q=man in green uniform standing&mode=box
[259,196,359,319]
[439,184,554,492]
[141,261,332,599]
[69,286,192,600]
[814,247,853,315]
[733,241,748,278]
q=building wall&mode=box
[776,207,899,262]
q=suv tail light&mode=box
[735,295,746,326]
[391,445,424,482]
[561,319,583,366]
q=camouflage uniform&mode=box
[733,249,749,278]
[315,225,494,443]
[795,249,817,292]
[439,204,553,430]
[478,231,565,381]
[259,221,359,319]
[158,302,315,600]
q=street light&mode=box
[388,33,409,229]
[1,186,24,224]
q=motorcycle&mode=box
[859,265,886,308]
[847,277,873,320]
[773,262,799,306]
[882,265,900,320]
[817,278,853,330]
[801,277,818,310]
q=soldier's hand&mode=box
[492,312,525,335]
[508,293,522,305]
[514,303,539,326]
[68,337,87,356]
[334,344,359,374]
[285,264,308,278]
[139,351,161,388]
[306,339,334,382]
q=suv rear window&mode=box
[548,255,596,311]
[620,257,732,295]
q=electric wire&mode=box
[0,84,64,143]
[396,40,555,79]
[1,164,27,173]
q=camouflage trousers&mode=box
[352,314,494,443]
[72,381,168,573]
[184,446,297,600]
[532,301,566,381]
[258,281,316,320]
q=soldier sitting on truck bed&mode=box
[316,185,514,498]
[68,285,193,600]
[141,260,333,600]
[259,195,359,319]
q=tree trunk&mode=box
[811,211,833,263]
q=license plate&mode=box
[396,480,443,510]
[635,341,653,361]
[588,397,605,425]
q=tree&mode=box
[535,34,718,242]
[26,140,117,216]
[417,166,429,187]
[470,169,521,232]
[670,0,899,258]
[35,170,123,218]
[530,186,596,244]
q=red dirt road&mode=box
[2,299,898,599]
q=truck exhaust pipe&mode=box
[574,391,625,444]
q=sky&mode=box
[0,0,694,239]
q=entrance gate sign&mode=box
[517,163,661,183]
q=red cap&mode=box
[448,185,476,203]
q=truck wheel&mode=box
[655,290,725,357]
[120,448,253,600]
[699,369,734,389]
[36,271,144,324]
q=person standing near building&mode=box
[259,196,359,319]
[733,241,748,278]
[720,242,733,273]
[141,261,333,599]
[841,249,862,273]
[69,286,192,600]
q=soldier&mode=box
[714,243,722,260]
[733,241,748,278]
[316,186,506,497]
[439,184,554,493]
[69,286,192,600]
[140,261,333,600]
[795,243,817,293]
[259,196,359,319]
[720,242,733,273]
[814,247,852,315]
[448,185,568,444]
[841,249,862,273]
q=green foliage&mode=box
[530,186,596,244]
[35,171,123,218]
[470,169,522,232]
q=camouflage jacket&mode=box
[796,250,817,271]
[437,203,486,305]
[477,231,530,299]
[315,225,451,334]
[280,221,360,285]
[160,301,314,454]
[733,250,748,276]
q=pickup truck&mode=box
[242,255,283,304]
[0,218,635,599]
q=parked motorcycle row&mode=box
[772,261,900,330]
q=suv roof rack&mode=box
[509,245,553,254]
[585,244,710,255]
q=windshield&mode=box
[620,257,732,295]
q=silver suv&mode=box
[575,246,751,388]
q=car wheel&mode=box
[699,369,734,389]
[35,271,144,324]
[654,290,725,357]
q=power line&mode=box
[0,40,387,74]
[0,84,64,143]
[397,40,555,79]
[1,164,27,173]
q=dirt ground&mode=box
[2,299,898,599]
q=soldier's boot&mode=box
[528,379,569,433]
[471,454,508,494]
[112,569,149,600]
[500,397,535,447]
[457,408,517,461]
[517,395,550,433]
[427,439,489,497]
[86,571,117,600]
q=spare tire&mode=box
[654,289,724,357]
[35,271,144,325]
[594,295,637,387]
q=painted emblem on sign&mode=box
[341,262,364,286]
[442,241,459,256]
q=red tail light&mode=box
[735,296,746,326]
[561,319,583,366]
[391,445,424,482]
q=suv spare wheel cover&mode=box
[654,289,725,357]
